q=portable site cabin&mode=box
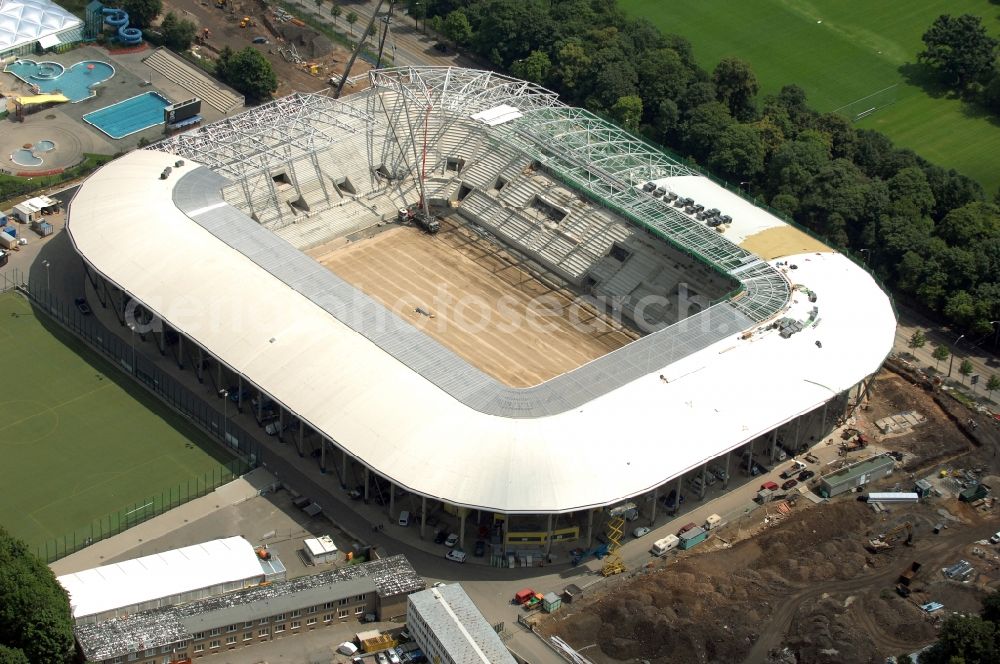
[959,483,990,503]
[650,534,680,557]
[819,455,895,498]
[303,535,338,565]
[542,592,561,613]
[0,232,14,250]
[704,514,723,530]
[12,196,58,223]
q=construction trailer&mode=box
[959,483,990,503]
[819,455,895,498]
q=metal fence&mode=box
[38,458,251,563]
[18,281,262,563]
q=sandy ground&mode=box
[740,225,832,260]
[310,220,637,387]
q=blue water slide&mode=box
[101,7,143,44]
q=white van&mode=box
[398,511,410,527]
[650,534,680,557]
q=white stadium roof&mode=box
[57,536,263,620]
[66,68,896,514]
[0,0,81,52]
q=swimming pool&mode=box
[4,59,115,103]
[83,92,172,139]
[11,149,42,167]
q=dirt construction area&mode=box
[163,0,369,97]
[540,367,1000,663]
[308,220,638,387]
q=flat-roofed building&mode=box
[407,584,515,664]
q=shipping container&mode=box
[0,233,15,250]
[35,222,53,237]
[679,526,708,550]
[2,225,16,238]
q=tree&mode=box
[215,47,277,102]
[0,527,75,663]
[712,57,759,121]
[959,358,974,383]
[346,11,358,35]
[919,14,999,90]
[366,23,377,44]
[707,123,766,182]
[443,10,473,46]
[330,4,341,24]
[610,95,643,132]
[119,0,162,29]
[160,11,196,52]
[921,613,997,663]
[987,375,1000,399]
[982,590,1000,624]
[314,0,323,9]
[908,329,927,349]
[932,344,950,369]
[510,50,551,85]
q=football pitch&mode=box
[0,292,234,555]
[621,0,1000,192]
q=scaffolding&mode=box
[601,504,629,577]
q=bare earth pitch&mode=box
[309,219,639,387]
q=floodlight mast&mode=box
[418,103,431,216]
[334,0,388,99]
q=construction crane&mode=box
[334,0,389,99]
[866,521,913,553]
[601,505,629,576]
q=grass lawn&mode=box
[621,0,1000,192]
[0,292,235,556]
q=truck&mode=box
[650,534,680,557]
[398,207,440,234]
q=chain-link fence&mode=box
[19,281,261,562]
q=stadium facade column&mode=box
[176,334,184,369]
[793,417,801,452]
[156,322,166,355]
[649,487,658,526]
[420,496,427,539]
[699,464,707,500]
[297,421,305,457]
[746,440,754,475]
[320,437,327,473]
[545,514,553,555]
[364,468,370,502]
[723,452,730,489]
[769,430,778,463]
[821,401,828,436]
[256,391,263,424]
[236,376,244,413]
[389,482,395,516]
[277,407,285,442]
[217,361,223,390]
[459,508,467,550]
[586,509,593,546]
[196,347,204,383]
[674,477,681,513]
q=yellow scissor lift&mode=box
[601,505,629,576]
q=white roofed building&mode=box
[0,0,83,59]
[57,536,267,624]
[63,67,896,559]
[407,584,516,664]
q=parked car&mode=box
[444,533,459,548]
[473,540,486,557]
[433,529,448,544]
[252,36,268,44]
[779,465,799,480]
[677,522,698,536]
[632,526,650,538]
[990,531,1000,544]
[388,650,402,664]
[74,297,92,315]
[760,481,779,492]
[445,549,466,563]
[781,479,798,491]
[376,653,389,664]
[347,487,363,501]
[797,469,815,482]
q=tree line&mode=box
[412,0,999,339]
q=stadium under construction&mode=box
[64,67,896,560]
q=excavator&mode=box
[866,521,913,553]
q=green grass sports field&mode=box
[0,292,233,555]
[621,0,1000,192]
